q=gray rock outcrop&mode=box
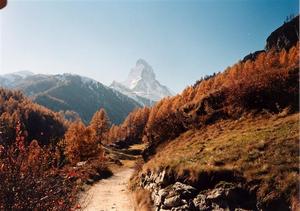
[139,169,257,211]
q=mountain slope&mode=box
[136,112,299,210]
[0,73,141,124]
[0,88,66,146]
[0,71,34,88]
[243,15,299,62]
[266,15,299,50]
[124,17,299,211]
[110,59,174,105]
[110,81,155,107]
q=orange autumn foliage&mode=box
[114,44,299,159]
[64,120,100,164]
[107,107,150,145]
[89,108,110,144]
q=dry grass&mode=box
[141,112,299,207]
[133,189,153,211]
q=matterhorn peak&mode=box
[136,58,149,66]
[110,59,174,103]
[126,59,156,86]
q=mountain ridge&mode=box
[0,72,141,124]
[243,15,299,62]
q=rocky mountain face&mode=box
[0,73,141,124]
[110,59,174,105]
[266,15,299,51]
[243,15,299,62]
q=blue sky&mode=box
[0,0,298,93]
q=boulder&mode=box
[163,195,184,209]
[193,194,210,211]
[171,200,197,211]
[193,182,256,211]
[172,182,198,198]
[152,192,162,207]
[158,188,169,200]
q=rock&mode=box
[171,200,196,211]
[163,195,184,209]
[153,195,162,206]
[193,194,210,211]
[242,50,265,62]
[158,188,169,200]
[193,182,256,211]
[210,202,228,211]
[155,170,168,186]
[206,188,225,200]
[140,173,148,187]
[150,188,169,207]
[151,191,162,206]
[140,170,257,211]
[243,16,299,63]
[172,182,198,198]
[171,204,190,211]
[198,187,230,209]
[144,182,157,191]
[266,15,299,51]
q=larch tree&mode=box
[89,108,110,144]
[65,120,99,163]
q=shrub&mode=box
[0,122,76,209]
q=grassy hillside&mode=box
[137,112,299,209]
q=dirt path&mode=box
[79,168,135,211]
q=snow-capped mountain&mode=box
[0,72,141,124]
[0,70,34,87]
[110,81,155,107]
[110,59,174,105]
